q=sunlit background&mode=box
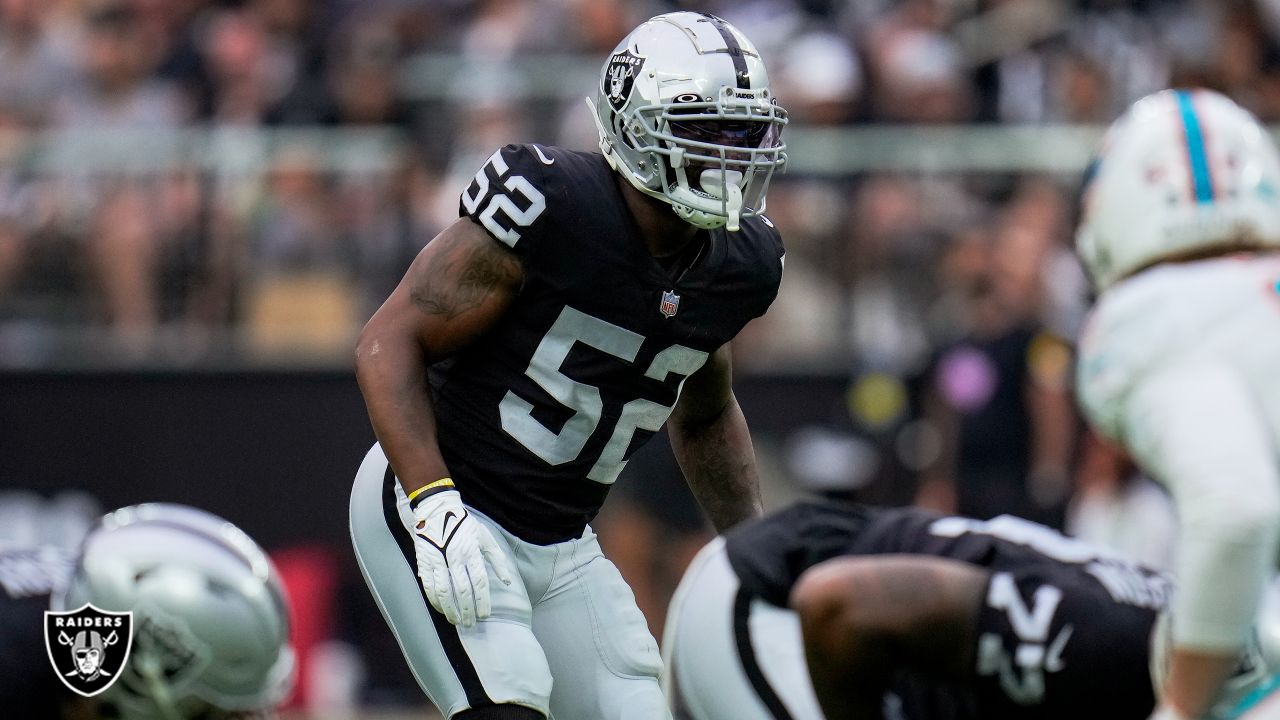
[3,0,1268,715]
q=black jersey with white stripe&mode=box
[0,545,77,718]
[726,502,1171,719]
[723,500,1172,610]
[436,143,784,544]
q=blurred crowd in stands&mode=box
[3,0,1262,709]
[0,0,1277,366]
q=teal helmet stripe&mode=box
[1175,89,1215,204]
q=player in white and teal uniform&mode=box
[1075,88,1280,720]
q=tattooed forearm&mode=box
[409,230,521,319]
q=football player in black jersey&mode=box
[663,500,1280,720]
[0,504,293,720]
[349,11,787,720]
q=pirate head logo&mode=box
[605,48,644,111]
[45,604,133,697]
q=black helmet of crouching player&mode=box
[590,11,787,232]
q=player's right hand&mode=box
[406,488,514,627]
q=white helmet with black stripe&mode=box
[54,504,295,720]
[589,11,788,232]
[1077,88,1280,290]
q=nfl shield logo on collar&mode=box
[45,604,134,697]
[660,290,681,318]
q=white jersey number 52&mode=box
[499,306,708,484]
[460,149,546,246]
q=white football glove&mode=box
[406,488,513,627]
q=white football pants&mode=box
[661,537,825,720]
[350,443,670,719]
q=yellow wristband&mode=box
[407,478,454,503]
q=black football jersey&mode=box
[726,502,1169,719]
[436,144,784,544]
[724,500,1171,611]
[0,545,77,718]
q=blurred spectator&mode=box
[335,151,434,316]
[840,176,970,373]
[56,4,187,132]
[328,14,413,127]
[731,180,846,369]
[1067,430,1179,570]
[0,115,43,312]
[0,0,76,127]
[254,0,331,123]
[866,0,977,122]
[915,217,1077,529]
[242,145,359,358]
[200,8,278,126]
[567,0,641,54]
[774,31,864,124]
[1054,51,1114,122]
[47,2,190,351]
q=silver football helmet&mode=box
[590,11,788,231]
[53,504,295,720]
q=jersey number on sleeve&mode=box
[461,149,547,246]
[498,306,708,484]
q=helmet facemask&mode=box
[628,88,786,231]
[104,602,289,720]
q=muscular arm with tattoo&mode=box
[354,217,523,495]
[667,345,764,532]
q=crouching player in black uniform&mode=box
[0,504,294,719]
[663,500,1280,720]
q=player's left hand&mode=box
[407,489,514,627]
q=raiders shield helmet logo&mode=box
[45,604,133,697]
[605,48,644,111]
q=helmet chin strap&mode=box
[669,169,745,231]
[698,169,743,231]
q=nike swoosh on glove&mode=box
[407,489,514,626]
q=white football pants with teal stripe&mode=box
[350,443,670,719]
